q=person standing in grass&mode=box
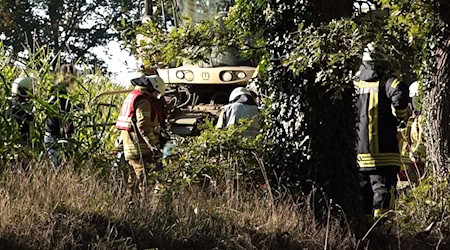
[44,64,78,168]
[355,44,410,219]
[9,77,34,147]
[116,74,166,197]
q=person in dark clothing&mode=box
[356,44,409,219]
[44,64,78,168]
[9,77,34,146]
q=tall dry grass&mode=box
[0,161,361,250]
[1,162,446,249]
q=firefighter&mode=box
[216,87,259,137]
[44,64,78,168]
[398,81,425,183]
[355,44,409,219]
[408,81,426,176]
[9,77,34,146]
[116,74,165,196]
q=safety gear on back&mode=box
[229,87,250,102]
[12,77,33,97]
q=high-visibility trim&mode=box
[116,116,132,123]
[391,79,400,88]
[358,153,401,159]
[359,161,402,168]
[116,120,132,130]
[124,143,150,149]
[356,81,380,88]
[358,153,402,168]
[355,80,379,94]
[373,92,379,153]
[124,143,152,155]
[400,155,411,162]
[124,149,151,154]
[117,116,132,121]
[368,92,379,153]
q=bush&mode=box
[155,121,265,193]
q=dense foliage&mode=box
[0,0,139,68]
[0,43,126,172]
[154,121,264,193]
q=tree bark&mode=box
[266,0,359,216]
[424,40,450,177]
[424,1,450,177]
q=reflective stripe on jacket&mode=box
[117,90,146,130]
[117,87,162,161]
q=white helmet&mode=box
[130,74,166,96]
[363,42,387,62]
[229,87,250,102]
[409,81,419,97]
[146,75,166,96]
[11,77,33,97]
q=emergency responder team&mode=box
[9,44,424,218]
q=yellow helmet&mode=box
[11,77,33,97]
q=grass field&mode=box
[0,161,446,249]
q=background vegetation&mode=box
[1,0,450,249]
[0,0,140,69]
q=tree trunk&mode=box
[424,2,450,177]
[265,0,359,216]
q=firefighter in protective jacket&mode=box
[356,44,409,219]
[116,74,165,196]
[216,87,259,137]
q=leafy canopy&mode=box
[0,0,140,69]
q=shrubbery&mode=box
[0,43,126,173]
[154,121,265,193]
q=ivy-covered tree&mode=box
[262,0,363,216]
[0,0,139,68]
[424,0,450,177]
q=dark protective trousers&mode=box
[359,168,399,215]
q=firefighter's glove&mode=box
[150,144,162,159]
